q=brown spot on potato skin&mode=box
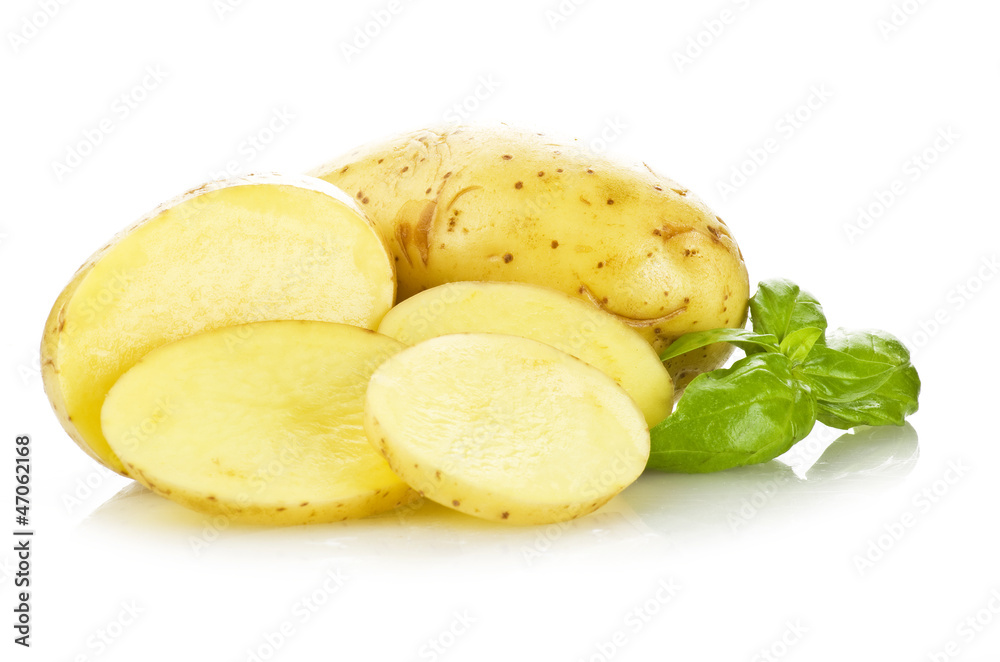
[400,166,409,173]
[597,261,604,268]
[58,319,66,332]
[361,197,369,204]
[503,253,514,263]
[537,171,545,176]
[655,222,694,241]
[607,199,614,205]
[207,495,217,501]
[300,502,309,507]
[277,507,286,512]
[425,187,432,194]
[452,500,461,507]
[514,181,523,189]
[502,154,513,160]
[586,169,594,174]
[551,240,559,248]
[501,512,509,520]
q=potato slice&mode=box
[377,281,673,427]
[42,174,395,475]
[101,321,415,525]
[364,333,650,525]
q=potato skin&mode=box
[312,125,750,388]
[41,174,394,475]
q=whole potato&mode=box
[311,125,750,388]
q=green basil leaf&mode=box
[647,353,817,473]
[658,328,780,362]
[778,326,824,363]
[814,329,921,428]
[796,345,896,403]
[749,279,828,344]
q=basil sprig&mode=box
[648,279,920,473]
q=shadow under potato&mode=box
[81,423,918,557]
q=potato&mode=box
[364,333,650,525]
[42,174,395,475]
[101,321,416,524]
[311,125,750,387]
[376,280,673,427]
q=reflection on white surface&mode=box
[82,424,917,561]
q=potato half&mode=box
[311,125,750,388]
[376,281,673,427]
[364,333,650,525]
[42,174,395,475]
[101,321,415,525]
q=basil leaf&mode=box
[814,329,920,429]
[797,345,896,403]
[749,279,827,344]
[658,328,780,362]
[778,326,824,363]
[647,353,817,473]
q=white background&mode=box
[2,0,999,660]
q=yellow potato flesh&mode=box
[312,125,750,388]
[101,321,414,525]
[364,333,650,525]
[376,281,673,427]
[42,175,395,474]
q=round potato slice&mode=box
[42,174,395,475]
[377,281,673,427]
[364,333,650,525]
[101,321,415,525]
